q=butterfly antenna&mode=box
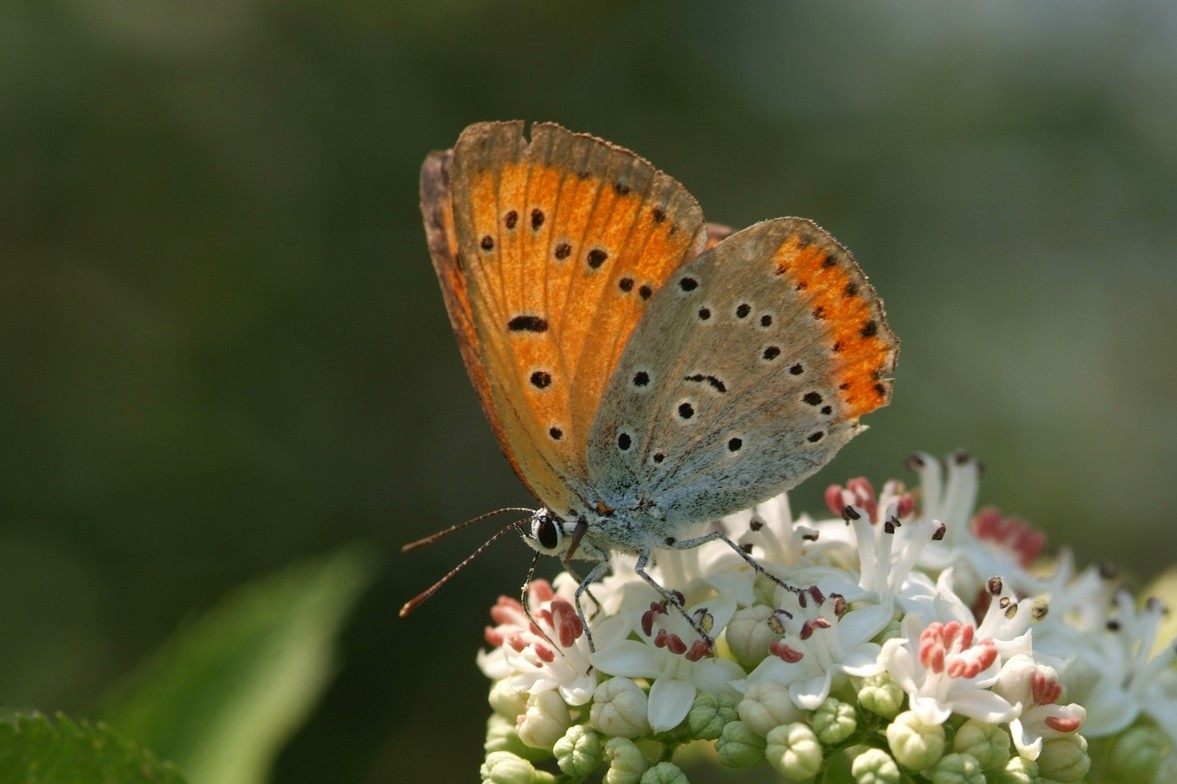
[401,507,536,553]
[399,515,530,617]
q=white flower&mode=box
[879,614,1018,726]
[593,592,742,732]
[1060,590,1177,739]
[478,579,628,706]
[743,585,892,710]
[994,653,1086,760]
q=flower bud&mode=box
[765,722,822,780]
[725,605,775,666]
[929,752,984,784]
[604,737,647,784]
[851,747,900,784]
[813,697,856,744]
[489,679,530,720]
[687,691,739,740]
[886,710,946,772]
[753,574,779,607]
[638,761,687,784]
[1109,725,1165,781]
[1036,735,1090,783]
[951,719,1011,771]
[989,756,1037,784]
[715,720,766,768]
[859,671,904,719]
[737,679,802,737]
[554,724,603,777]
[484,714,548,761]
[590,677,650,739]
[517,690,571,750]
[480,751,556,784]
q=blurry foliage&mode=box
[1,2,1175,782]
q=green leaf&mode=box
[0,712,186,784]
[100,546,376,784]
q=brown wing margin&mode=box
[419,148,534,494]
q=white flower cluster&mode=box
[477,453,1177,784]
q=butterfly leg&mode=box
[573,560,611,653]
[633,551,716,652]
[667,530,805,600]
[563,562,603,622]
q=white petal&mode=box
[789,670,832,711]
[909,693,953,725]
[593,640,660,678]
[648,677,697,733]
[691,657,746,694]
[838,602,894,647]
[840,643,883,677]
[948,688,1019,724]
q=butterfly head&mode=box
[523,508,609,562]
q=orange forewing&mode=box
[422,121,706,513]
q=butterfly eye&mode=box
[531,512,562,552]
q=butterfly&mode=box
[405,121,898,646]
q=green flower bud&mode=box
[951,719,1011,770]
[1036,735,1090,783]
[851,747,901,784]
[765,722,822,780]
[886,711,946,772]
[639,761,688,784]
[604,737,648,784]
[929,752,984,784]
[591,677,651,739]
[738,679,803,737]
[484,714,549,761]
[813,697,857,744]
[753,574,779,607]
[480,751,556,784]
[554,724,603,777]
[858,671,904,719]
[488,679,530,720]
[878,619,903,643]
[988,755,1037,784]
[517,690,572,750]
[716,720,766,768]
[725,605,775,666]
[1109,724,1165,780]
[687,690,740,740]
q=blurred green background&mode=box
[2,1,1175,781]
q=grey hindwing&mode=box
[584,218,861,525]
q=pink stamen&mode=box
[1045,715,1083,733]
[686,639,711,661]
[825,485,846,517]
[490,596,525,625]
[507,630,529,653]
[653,628,668,648]
[919,622,995,678]
[800,617,831,641]
[551,600,583,647]
[1031,671,1062,706]
[667,634,687,655]
[528,580,555,604]
[769,639,804,663]
[641,610,656,637]
[534,644,556,663]
[972,507,1048,567]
